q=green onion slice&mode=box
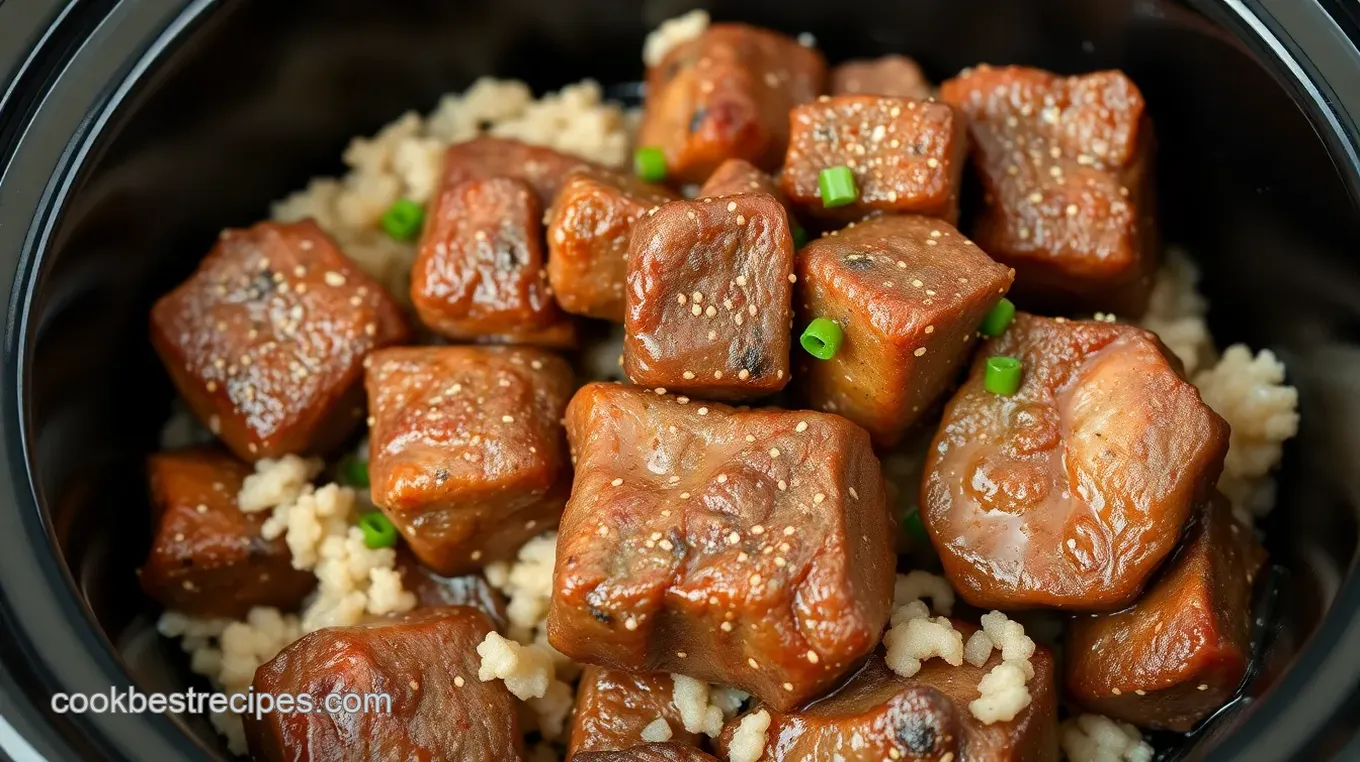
[978,298,1016,337]
[634,146,668,183]
[984,356,1023,396]
[818,166,858,208]
[381,199,425,242]
[358,512,399,549]
[800,318,844,360]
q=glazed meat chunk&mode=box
[567,668,701,759]
[831,55,933,99]
[547,168,678,322]
[245,606,522,762]
[1066,496,1266,731]
[443,136,594,205]
[716,642,1058,761]
[781,95,967,223]
[796,215,1014,447]
[639,24,826,182]
[150,220,409,460]
[624,195,795,401]
[412,177,573,344]
[573,744,719,762]
[396,549,508,630]
[940,65,1157,315]
[365,346,573,575]
[922,314,1229,610]
[699,158,787,207]
[548,383,895,711]
[139,448,314,618]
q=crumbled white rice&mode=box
[727,709,771,762]
[643,9,710,66]
[158,607,301,755]
[894,571,955,616]
[641,717,674,743]
[1195,346,1300,522]
[979,610,1036,679]
[970,661,1033,725]
[1061,714,1155,762]
[1141,249,1300,522]
[671,674,747,737]
[158,459,415,752]
[476,631,575,740]
[484,532,580,681]
[883,608,964,679]
[271,77,636,300]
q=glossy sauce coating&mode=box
[140,448,315,618]
[831,55,933,99]
[717,635,1058,762]
[548,383,895,711]
[1066,496,1266,730]
[939,65,1157,315]
[547,168,678,322]
[699,158,789,210]
[624,194,794,401]
[922,314,1229,610]
[640,24,827,182]
[395,548,509,631]
[781,95,967,223]
[412,177,568,342]
[567,667,701,759]
[442,136,595,205]
[796,215,1014,447]
[365,346,573,575]
[245,606,522,762]
[572,744,719,762]
[150,220,409,460]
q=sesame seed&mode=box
[782,682,794,691]
[454,676,465,687]
[680,492,690,499]
[813,493,826,504]
[750,574,762,586]
[784,526,795,536]
[717,474,728,483]
[849,487,859,499]
[611,478,624,486]
[738,369,751,380]
[471,551,483,561]
[713,370,723,379]
[1197,684,1209,691]
[751,525,765,535]
[788,273,797,283]
[705,305,717,317]
[691,304,702,316]
[698,407,709,415]
[625,617,638,631]
[748,658,759,668]
[654,387,667,395]
[721,622,733,632]
[502,415,515,423]
[1112,688,1122,695]
[914,347,927,357]
[1135,690,1146,696]
[727,201,737,212]
[678,294,687,305]
[728,531,741,544]
[777,480,787,491]
[1066,538,1077,549]
[807,650,819,663]
[911,279,923,288]
[1066,203,1079,216]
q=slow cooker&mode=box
[2,0,1359,759]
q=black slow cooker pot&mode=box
[2,0,1359,759]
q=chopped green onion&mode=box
[382,199,425,241]
[358,512,399,549]
[339,456,370,488]
[984,356,1023,396]
[978,298,1016,337]
[791,223,808,249]
[800,318,844,360]
[634,146,668,182]
[818,166,858,208]
[903,508,930,549]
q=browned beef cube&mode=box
[716,635,1058,761]
[547,383,895,711]
[1066,496,1266,730]
[150,220,410,460]
[574,745,719,762]
[831,55,932,99]
[623,195,795,401]
[139,448,314,618]
[923,314,1229,611]
[547,168,678,322]
[781,96,967,223]
[698,158,786,205]
[443,136,595,205]
[567,668,702,758]
[365,346,573,576]
[639,24,827,183]
[795,215,1014,447]
[940,65,1157,315]
[246,607,522,762]
[412,177,571,343]
[396,549,508,631]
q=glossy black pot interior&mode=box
[3,0,1360,760]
